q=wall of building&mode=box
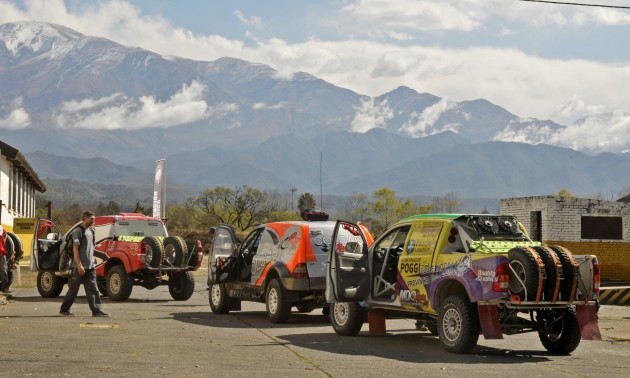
[501,196,630,282]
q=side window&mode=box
[374,226,411,260]
[240,228,263,257]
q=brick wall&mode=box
[545,240,630,282]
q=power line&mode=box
[519,0,630,9]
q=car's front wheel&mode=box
[37,271,64,298]
[330,302,365,336]
[209,283,230,314]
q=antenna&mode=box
[320,151,323,210]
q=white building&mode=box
[0,140,47,232]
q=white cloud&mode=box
[350,98,393,133]
[252,102,286,110]
[234,10,264,29]
[493,119,560,145]
[550,95,605,125]
[399,99,458,137]
[549,112,630,153]
[0,97,31,130]
[54,81,223,130]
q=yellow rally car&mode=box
[326,214,601,354]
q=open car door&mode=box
[31,219,63,272]
[326,220,370,303]
[208,224,239,284]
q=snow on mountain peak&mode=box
[0,21,83,56]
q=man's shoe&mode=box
[2,290,11,294]
[93,311,110,317]
[59,310,75,317]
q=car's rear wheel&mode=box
[266,278,291,323]
[437,295,480,354]
[37,271,65,298]
[96,277,108,297]
[169,271,195,300]
[330,302,365,336]
[538,307,581,354]
[107,265,133,301]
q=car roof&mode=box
[398,213,504,222]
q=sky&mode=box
[1,0,630,152]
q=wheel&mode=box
[36,271,65,298]
[538,307,581,354]
[550,246,578,301]
[296,304,314,313]
[330,302,365,336]
[209,283,230,314]
[163,236,188,267]
[142,236,164,268]
[6,232,23,262]
[266,278,292,323]
[169,271,195,300]
[534,246,561,301]
[107,265,133,301]
[508,247,541,301]
[4,236,14,261]
[96,277,108,297]
[437,295,480,353]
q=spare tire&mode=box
[534,246,562,302]
[163,236,188,267]
[142,236,164,268]
[508,247,543,301]
[6,232,23,262]
[550,246,579,302]
[4,235,14,261]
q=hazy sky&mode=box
[2,0,630,137]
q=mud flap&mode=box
[368,310,386,335]
[478,303,503,339]
[576,304,602,340]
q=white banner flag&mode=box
[152,159,166,218]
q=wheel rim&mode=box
[40,272,53,291]
[211,285,222,305]
[268,287,278,314]
[146,245,154,264]
[164,245,176,264]
[333,303,349,326]
[509,261,526,293]
[110,273,121,294]
[442,307,462,342]
[543,316,565,341]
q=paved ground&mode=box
[1,274,629,377]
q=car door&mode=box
[31,219,63,271]
[208,224,239,284]
[326,220,370,303]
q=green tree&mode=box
[133,201,146,214]
[554,189,577,198]
[298,192,317,211]
[432,192,463,213]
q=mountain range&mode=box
[1,21,628,204]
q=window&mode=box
[581,216,622,240]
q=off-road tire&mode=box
[538,307,581,354]
[4,236,14,261]
[330,302,365,336]
[437,295,480,354]
[96,277,108,297]
[266,278,292,323]
[142,236,164,268]
[37,271,65,298]
[163,236,188,267]
[7,232,23,261]
[550,246,578,302]
[209,283,230,314]
[534,246,561,301]
[508,247,541,301]
[169,271,195,301]
[107,265,133,301]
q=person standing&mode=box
[0,225,9,294]
[60,211,109,317]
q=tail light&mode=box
[494,263,510,292]
[138,242,147,266]
[592,256,600,299]
[291,263,309,279]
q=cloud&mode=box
[252,102,286,110]
[0,97,31,130]
[550,94,605,125]
[493,119,561,145]
[549,112,630,153]
[54,81,227,130]
[398,99,458,137]
[350,98,393,133]
[234,10,264,29]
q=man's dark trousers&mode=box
[60,268,102,313]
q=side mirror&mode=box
[46,233,59,241]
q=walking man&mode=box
[60,211,109,317]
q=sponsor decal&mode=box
[475,269,497,282]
